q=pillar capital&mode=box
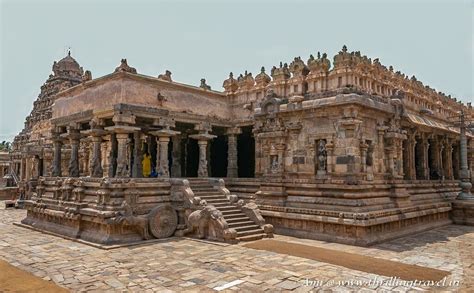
[189,133,217,141]
[149,129,180,139]
[226,127,242,136]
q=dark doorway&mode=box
[237,126,255,178]
[184,138,199,177]
[38,157,43,177]
[210,135,228,177]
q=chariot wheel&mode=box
[148,204,178,239]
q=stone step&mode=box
[221,210,244,215]
[226,216,251,223]
[236,229,264,237]
[194,192,224,197]
[233,225,261,232]
[201,198,229,205]
[215,206,240,211]
[237,234,265,242]
[196,195,227,200]
[228,220,255,227]
[224,213,249,219]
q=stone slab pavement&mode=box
[0,203,472,292]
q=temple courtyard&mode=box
[1,202,472,292]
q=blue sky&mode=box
[1,0,472,141]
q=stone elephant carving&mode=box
[184,205,237,242]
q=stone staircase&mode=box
[186,178,266,242]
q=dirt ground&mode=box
[244,239,450,282]
[0,260,69,292]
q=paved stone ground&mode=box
[0,203,472,292]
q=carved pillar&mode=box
[377,126,388,174]
[115,133,130,177]
[360,141,368,173]
[150,128,180,178]
[226,127,241,178]
[101,135,111,177]
[52,137,62,177]
[190,123,216,178]
[198,140,209,177]
[109,134,117,178]
[132,131,143,178]
[325,140,334,174]
[66,127,81,177]
[171,135,182,177]
[443,139,453,180]
[158,137,170,177]
[422,138,430,180]
[90,136,103,177]
[405,134,417,180]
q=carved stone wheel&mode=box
[148,204,178,239]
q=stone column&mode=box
[443,140,453,180]
[101,135,111,177]
[171,135,182,177]
[189,133,216,178]
[150,128,180,178]
[109,134,117,178]
[158,137,170,177]
[52,138,62,177]
[132,131,143,178]
[115,133,130,177]
[64,128,81,177]
[406,135,417,180]
[377,126,388,174]
[226,127,241,178]
[90,136,103,177]
[198,140,209,177]
[422,137,430,180]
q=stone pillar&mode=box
[52,138,62,177]
[171,135,182,177]
[197,140,209,177]
[405,135,417,180]
[226,127,241,178]
[150,128,180,178]
[109,134,117,178]
[66,128,81,177]
[443,140,453,180]
[158,137,170,177]
[190,123,216,178]
[422,138,430,180]
[101,135,111,177]
[90,136,103,177]
[115,133,130,177]
[132,132,143,178]
[360,141,368,173]
[377,126,388,174]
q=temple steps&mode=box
[187,178,266,242]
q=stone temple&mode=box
[7,46,474,246]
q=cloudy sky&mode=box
[1,0,472,141]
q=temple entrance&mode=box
[237,126,255,178]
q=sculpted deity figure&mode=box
[318,140,327,171]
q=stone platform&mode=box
[253,179,460,246]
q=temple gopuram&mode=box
[9,46,474,246]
